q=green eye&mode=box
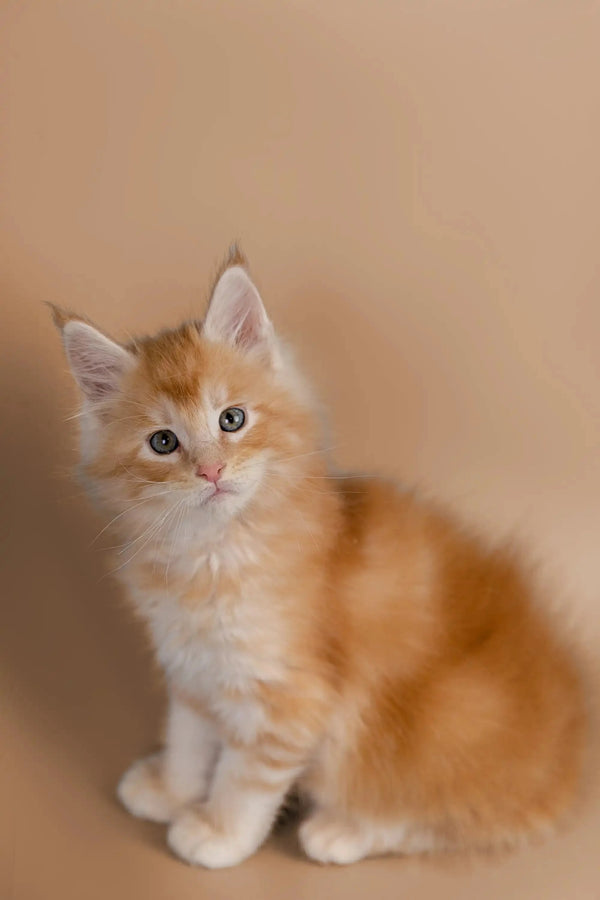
[219,407,246,433]
[149,430,179,454]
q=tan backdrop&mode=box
[1,2,599,898]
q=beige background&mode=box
[1,2,600,898]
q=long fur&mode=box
[52,255,587,868]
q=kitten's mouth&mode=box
[208,483,236,501]
[187,481,238,507]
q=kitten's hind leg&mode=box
[117,751,176,823]
[299,808,440,865]
[117,694,219,823]
[299,809,373,865]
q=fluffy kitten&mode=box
[51,249,586,868]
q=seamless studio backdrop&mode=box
[1,3,599,899]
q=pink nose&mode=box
[195,462,224,483]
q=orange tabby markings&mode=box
[52,248,587,868]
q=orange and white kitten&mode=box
[52,250,585,868]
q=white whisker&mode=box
[103,502,183,578]
[276,445,340,465]
[164,497,189,586]
[89,488,188,547]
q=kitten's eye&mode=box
[219,407,246,433]
[149,430,179,454]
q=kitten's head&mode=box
[52,252,319,525]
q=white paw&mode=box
[167,807,255,869]
[299,811,370,865]
[117,753,178,823]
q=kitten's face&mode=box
[54,262,316,527]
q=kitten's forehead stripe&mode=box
[137,323,204,406]
[132,322,267,414]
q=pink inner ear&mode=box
[235,301,264,349]
[63,321,131,402]
[204,266,273,353]
[76,358,125,401]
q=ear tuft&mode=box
[47,302,80,331]
[61,320,133,403]
[207,242,248,299]
[203,264,275,355]
[225,241,247,269]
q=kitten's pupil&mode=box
[219,407,245,433]
[149,429,179,454]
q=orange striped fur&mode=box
[52,253,586,868]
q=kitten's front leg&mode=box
[118,694,219,823]
[167,741,305,868]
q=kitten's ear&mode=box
[49,306,133,403]
[203,265,275,357]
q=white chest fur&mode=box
[127,564,289,742]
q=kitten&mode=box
[51,248,586,868]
